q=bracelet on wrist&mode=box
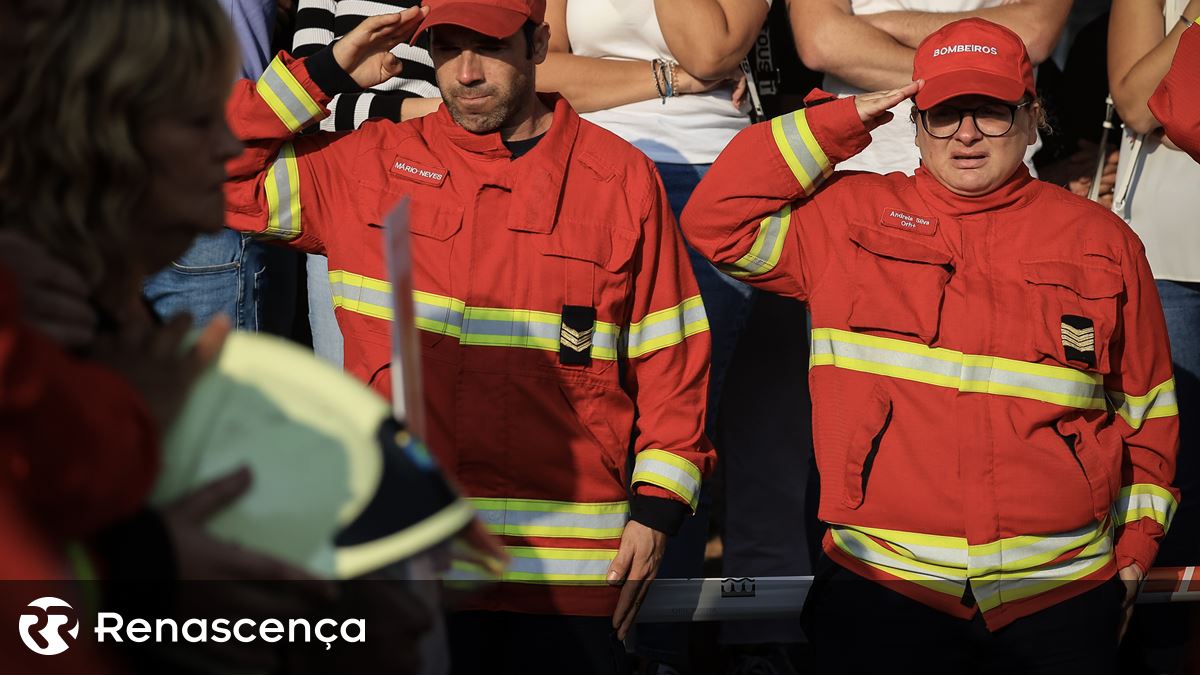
[652,58,666,102]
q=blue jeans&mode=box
[307,254,344,366]
[143,229,296,333]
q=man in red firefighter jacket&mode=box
[1151,17,1200,162]
[683,18,1178,672]
[222,0,714,665]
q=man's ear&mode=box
[1025,102,1041,145]
[532,22,551,64]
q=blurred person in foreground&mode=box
[0,1,435,671]
[683,18,1179,674]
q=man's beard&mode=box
[442,71,530,134]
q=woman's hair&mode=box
[0,0,236,285]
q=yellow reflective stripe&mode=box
[832,523,1116,610]
[467,497,629,539]
[829,528,968,597]
[1114,483,1177,531]
[1107,378,1179,429]
[447,545,618,584]
[263,143,301,240]
[719,205,792,278]
[810,328,1108,410]
[972,541,1114,612]
[256,56,323,132]
[624,295,709,358]
[631,449,702,510]
[770,110,831,195]
[329,279,623,359]
[329,270,392,320]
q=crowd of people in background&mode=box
[1,0,1198,674]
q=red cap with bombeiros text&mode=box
[411,0,546,41]
[912,18,1036,109]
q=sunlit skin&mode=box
[914,94,1039,197]
[132,73,242,273]
[429,23,552,141]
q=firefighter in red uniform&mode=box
[1151,17,1200,162]
[683,18,1178,674]
[222,1,714,671]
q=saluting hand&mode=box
[854,80,923,131]
[331,6,429,90]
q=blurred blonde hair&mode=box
[0,0,236,286]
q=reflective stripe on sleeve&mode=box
[809,328,1108,410]
[631,449,702,510]
[1113,483,1178,531]
[623,296,709,358]
[770,110,832,195]
[329,270,391,320]
[263,143,301,240]
[257,56,323,132]
[1107,378,1179,430]
[718,205,791,279]
[468,497,629,539]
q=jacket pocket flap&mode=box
[536,222,637,273]
[1021,260,1122,299]
[405,200,463,241]
[849,225,953,266]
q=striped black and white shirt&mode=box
[291,0,439,131]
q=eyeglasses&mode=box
[918,101,1031,139]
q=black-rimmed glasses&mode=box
[918,101,1031,139]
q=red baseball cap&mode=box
[411,0,546,41]
[912,18,1036,109]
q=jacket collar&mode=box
[431,94,579,234]
[912,163,1041,218]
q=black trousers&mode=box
[447,611,629,675]
[801,556,1126,675]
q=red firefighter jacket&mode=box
[0,269,159,541]
[1151,18,1200,162]
[681,96,1179,630]
[224,52,715,615]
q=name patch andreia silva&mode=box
[880,208,938,236]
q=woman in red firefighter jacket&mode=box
[221,0,715,637]
[1152,17,1200,162]
[682,18,1178,673]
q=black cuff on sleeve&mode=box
[93,508,177,616]
[304,46,361,97]
[629,495,691,536]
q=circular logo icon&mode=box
[18,597,78,655]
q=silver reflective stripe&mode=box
[330,277,390,309]
[810,329,1107,409]
[259,64,318,131]
[967,523,1110,576]
[624,300,709,355]
[463,315,558,342]
[265,144,299,239]
[506,555,614,578]
[972,547,1113,610]
[830,528,968,584]
[631,457,701,505]
[720,207,791,278]
[778,112,826,186]
[474,509,629,534]
[1108,386,1179,429]
[1114,489,1177,528]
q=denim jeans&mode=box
[307,254,344,366]
[143,228,296,334]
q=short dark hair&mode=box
[521,20,537,59]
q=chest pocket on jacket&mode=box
[1020,260,1122,374]
[534,223,638,379]
[846,225,954,345]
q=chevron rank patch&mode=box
[560,305,597,365]
[1061,315,1096,368]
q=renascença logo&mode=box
[19,597,79,656]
